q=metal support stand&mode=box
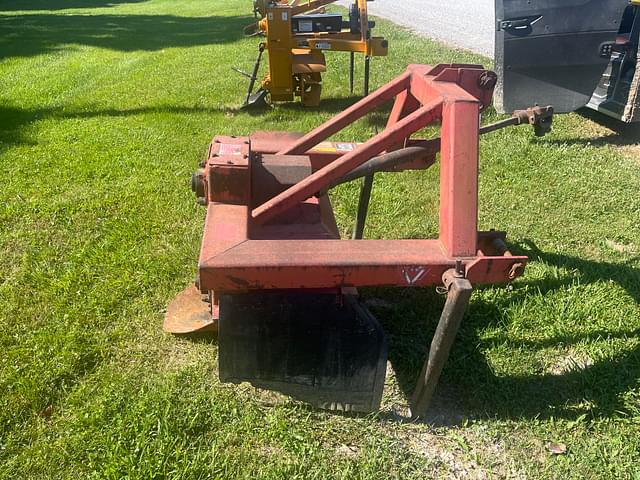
[352,55,373,239]
[352,173,374,239]
[411,270,473,419]
[235,43,265,108]
[349,52,355,95]
[364,55,371,96]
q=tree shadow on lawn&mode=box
[0,106,34,152]
[0,12,251,60]
[0,0,147,11]
[277,96,393,127]
[0,97,392,154]
[0,104,231,153]
[372,239,640,424]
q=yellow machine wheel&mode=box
[295,73,322,107]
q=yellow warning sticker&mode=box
[312,141,337,153]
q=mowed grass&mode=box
[1,0,639,478]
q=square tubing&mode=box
[439,99,480,257]
[385,90,421,152]
[411,270,473,419]
[349,87,420,240]
[387,90,420,129]
[278,70,412,156]
[253,99,443,225]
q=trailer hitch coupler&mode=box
[513,105,554,137]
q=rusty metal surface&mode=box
[178,63,546,418]
[192,64,532,294]
[516,105,554,137]
[411,269,473,419]
[200,238,457,291]
[467,231,527,283]
[252,154,312,207]
[253,64,498,226]
[253,99,443,225]
[465,254,527,284]
[164,284,218,334]
[439,99,479,257]
[206,136,251,205]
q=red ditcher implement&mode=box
[166,64,553,418]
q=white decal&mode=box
[282,12,288,21]
[335,143,355,152]
[218,144,242,156]
[402,267,428,285]
[315,42,331,50]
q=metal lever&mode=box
[232,67,252,79]
[233,43,266,107]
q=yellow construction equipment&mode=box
[238,0,388,107]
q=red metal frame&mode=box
[196,64,526,294]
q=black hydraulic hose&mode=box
[328,112,540,190]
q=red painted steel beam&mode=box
[409,69,479,106]
[253,98,443,225]
[386,90,420,129]
[439,99,480,257]
[200,238,527,292]
[198,203,249,279]
[250,131,435,172]
[197,204,526,292]
[277,70,412,156]
[200,239,457,291]
[384,89,421,151]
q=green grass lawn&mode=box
[1,0,640,478]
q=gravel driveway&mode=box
[339,0,495,57]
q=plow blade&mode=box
[164,285,218,334]
[218,292,387,412]
[242,88,270,110]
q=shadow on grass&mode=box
[0,0,147,11]
[370,239,640,424]
[542,107,640,148]
[0,98,392,154]
[278,96,362,115]
[277,96,393,126]
[0,106,30,151]
[0,104,231,153]
[0,13,252,59]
